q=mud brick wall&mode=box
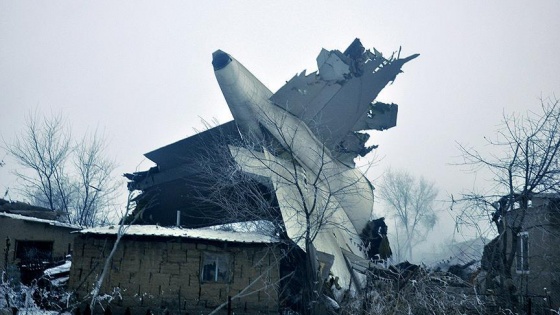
[69,234,280,314]
[0,216,78,265]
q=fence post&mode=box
[227,296,232,315]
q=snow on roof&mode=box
[0,212,82,229]
[78,225,278,244]
[44,260,71,277]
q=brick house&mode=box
[512,194,560,312]
[481,194,560,313]
[68,225,281,314]
[0,212,80,282]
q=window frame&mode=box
[516,231,529,274]
[200,252,231,283]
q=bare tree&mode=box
[72,131,119,227]
[378,169,438,262]
[188,115,375,315]
[89,190,140,311]
[5,112,73,214]
[457,97,560,210]
[455,96,560,310]
[4,111,118,227]
[340,266,486,315]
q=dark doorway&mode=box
[15,240,54,284]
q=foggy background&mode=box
[1,0,559,263]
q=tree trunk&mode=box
[303,240,322,315]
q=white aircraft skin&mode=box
[227,145,365,294]
[213,49,374,293]
[211,50,272,142]
[212,50,374,235]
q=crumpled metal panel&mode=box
[270,39,417,160]
[316,48,351,81]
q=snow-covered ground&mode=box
[5,310,71,315]
[1,259,73,315]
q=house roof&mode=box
[143,120,240,170]
[0,198,60,220]
[78,225,278,244]
[124,121,272,228]
[0,212,82,229]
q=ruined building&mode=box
[69,39,416,314]
[480,194,560,313]
[1,199,80,283]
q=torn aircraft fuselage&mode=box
[125,39,416,299]
[212,38,417,293]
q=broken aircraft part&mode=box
[213,38,417,292]
[125,39,416,297]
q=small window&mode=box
[201,252,230,283]
[516,232,529,274]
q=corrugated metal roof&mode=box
[78,225,278,244]
[0,212,82,229]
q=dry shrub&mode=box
[339,268,486,315]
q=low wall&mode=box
[69,234,280,314]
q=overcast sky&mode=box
[1,1,559,253]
